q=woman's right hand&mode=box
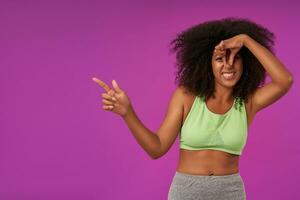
[92,77,132,117]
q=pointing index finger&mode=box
[92,77,111,92]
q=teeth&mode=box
[222,72,235,79]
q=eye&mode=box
[216,57,223,62]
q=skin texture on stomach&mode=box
[176,149,240,176]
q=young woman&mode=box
[93,17,293,200]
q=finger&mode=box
[215,40,225,51]
[229,52,236,66]
[229,49,239,66]
[214,44,223,51]
[102,93,117,101]
[220,40,226,51]
[92,77,111,92]
[215,49,226,57]
[102,99,115,106]
[214,48,225,57]
[112,79,122,93]
[216,49,226,56]
[214,46,225,52]
[103,105,114,110]
[108,89,116,97]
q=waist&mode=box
[176,149,240,176]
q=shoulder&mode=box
[167,86,192,113]
[175,85,188,94]
[173,86,195,102]
[173,86,198,113]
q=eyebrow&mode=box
[214,54,223,58]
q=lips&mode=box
[222,71,236,74]
[222,72,236,80]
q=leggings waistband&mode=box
[175,171,241,179]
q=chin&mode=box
[219,82,236,89]
[217,76,240,88]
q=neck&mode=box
[212,84,234,103]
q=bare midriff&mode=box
[176,92,255,176]
[176,149,240,176]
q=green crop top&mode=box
[180,95,248,155]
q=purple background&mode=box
[0,1,299,199]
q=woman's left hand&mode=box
[214,34,247,66]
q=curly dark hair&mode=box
[169,17,275,111]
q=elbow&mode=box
[150,151,162,160]
[150,136,163,160]
[150,155,160,160]
[150,147,164,160]
[287,75,293,85]
[279,75,294,91]
[285,75,294,90]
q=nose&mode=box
[224,56,233,68]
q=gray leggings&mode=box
[168,171,246,200]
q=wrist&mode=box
[121,104,134,119]
[240,34,250,47]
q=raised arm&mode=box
[241,34,293,113]
[215,34,294,114]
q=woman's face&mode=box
[211,49,243,88]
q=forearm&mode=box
[242,34,293,88]
[121,104,160,159]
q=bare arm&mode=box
[122,86,184,159]
[241,34,294,113]
[216,34,293,113]
[122,104,161,159]
[93,77,162,159]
